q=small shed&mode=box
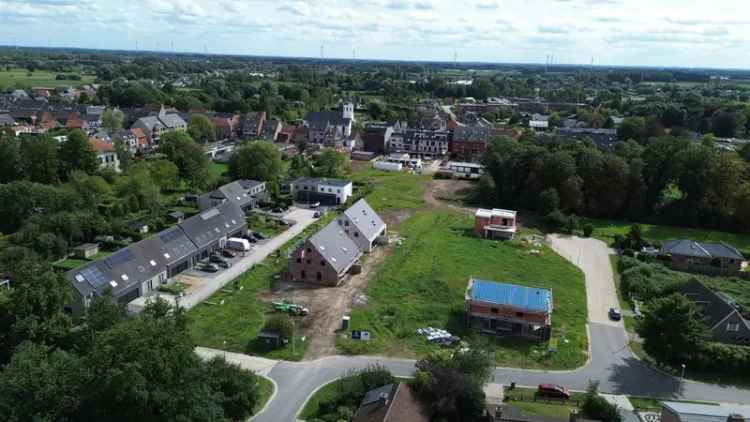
[168,211,185,223]
[72,243,99,259]
[257,330,283,349]
[128,219,149,234]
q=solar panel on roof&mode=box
[159,228,183,243]
[105,249,135,267]
[80,266,108,288]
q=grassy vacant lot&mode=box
[188,213,336,361]
[351,168,429,214]
[584,218,750,252]
[338,211,588,369]
[504,387,585,418]
[0,68,96,88]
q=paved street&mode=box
[200,234,750,422]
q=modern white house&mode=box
[337,199,387,253]
[291,177,353,205]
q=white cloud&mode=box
[2,0,750,68]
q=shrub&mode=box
[263,314,293,340]
[583,223,594,237]
[543,210,567,232]
[582,382,622,422]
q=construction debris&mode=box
[417,327,461,347]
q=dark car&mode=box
[201,264,220,273]
[313,211,322,218]
[252,232,266,240]
[209,254,227,265]
[222,249,237,258]
[609,308,622,321]
[272,207,284,213]
[537,384,571,399]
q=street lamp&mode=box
[680,363,686,388]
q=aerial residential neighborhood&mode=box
[2,2,750,421]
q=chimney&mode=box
[727,414,744,422]
[570,409,579,422]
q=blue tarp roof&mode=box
[470,279,552,312]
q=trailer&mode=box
[373,160,403,172]
[226,237,251,252]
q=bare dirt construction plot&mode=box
[424,179,474,213]
[260,242,395,360]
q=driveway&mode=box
[547,235,621,326]
[129,208,318,312]
[198,233,750,421]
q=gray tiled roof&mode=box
[217,181,255,208]
[678,279,747,330]
[309,220,361,275]
[159,113,187,129]
[663,401,750,422]
[344,199,386,242]
[662,239,744,260]
[0,114,15,125]
[178,201,245,249]
[305,111,350,127]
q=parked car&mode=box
[609,308,622,321]
[310,202,321,209]
[272,207,284,213]
[313,211,322,218]
[209,254,228,265]
[252,232,266,240]
[279,219,291,227]
[222,249,237,258]
[537,384,571,399]
[216,261,231,269]
[201,264,220,273]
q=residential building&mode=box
[303,102,355,145]
[352,383,429,422]
[288,219,362,286]
[362,123,394,154]
[661,401,749,422]
[661,239,745,273]
[262,118,282,141]
[212,114,240,140]
[0,114,15,126]
[131,105,187,145]
[242,111,266,139]
[277,125,296,143]
[198,180,266,211]
[464,278,553,341]
[336,199,387,253]
[678,280,750,345]
[290,177,353,205]
[450,113,493,161]
[475,208,518,240]
[72,243,99,259]
[89,138,121,173]
[65,201,247,314]
[399,127,450,158]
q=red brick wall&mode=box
[474,216,490,236]
[467,301,548,324]
[288,240,342,286]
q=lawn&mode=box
[351,168,429,214]
[210,161,229,180]
[0,68,96,88]
[337,211,588,369]
[299,376,411,421]
[255,376,275,415]
[584,218,750,253]
[188,213,336,361]
[504,387,586,418]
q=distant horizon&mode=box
[2,0,750,69]
[2,45,750,74]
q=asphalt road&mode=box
[196,234,750,421]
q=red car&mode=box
[537,384,571,399]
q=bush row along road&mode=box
[199,235,750,422]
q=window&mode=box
[306,259,311,265]
[307,248,311,253]
[345,221,349,227]
[727,323,741,332]
[301,271,306,279]
[316,272,322,281]
[321,261,325,266]
[296,258,301,263]
[516,312,524,318]
[491,307,498,314]
[354,232,359,237]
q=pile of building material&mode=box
[417,327,460,347]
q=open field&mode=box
[0,68,96,88]
[338,211,588,369]
[351,168,429,215]
[584,218,750,252]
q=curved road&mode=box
[199,235,750,422]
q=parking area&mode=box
[127,207,319,313]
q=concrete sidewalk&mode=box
[195,347,279,376]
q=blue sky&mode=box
[2,0,750,68]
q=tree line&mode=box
[478,135,750,233]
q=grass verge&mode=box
[299,376,411,421]
[254,376,275,415]
[338,211,588,369]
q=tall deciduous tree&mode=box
[188,114,217,144]
[313,148,351,178]
[20,136,60,184]
[229,141,283,182]
[158,131,211,190]
[58,129,99,178]
[101,109,124,134]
